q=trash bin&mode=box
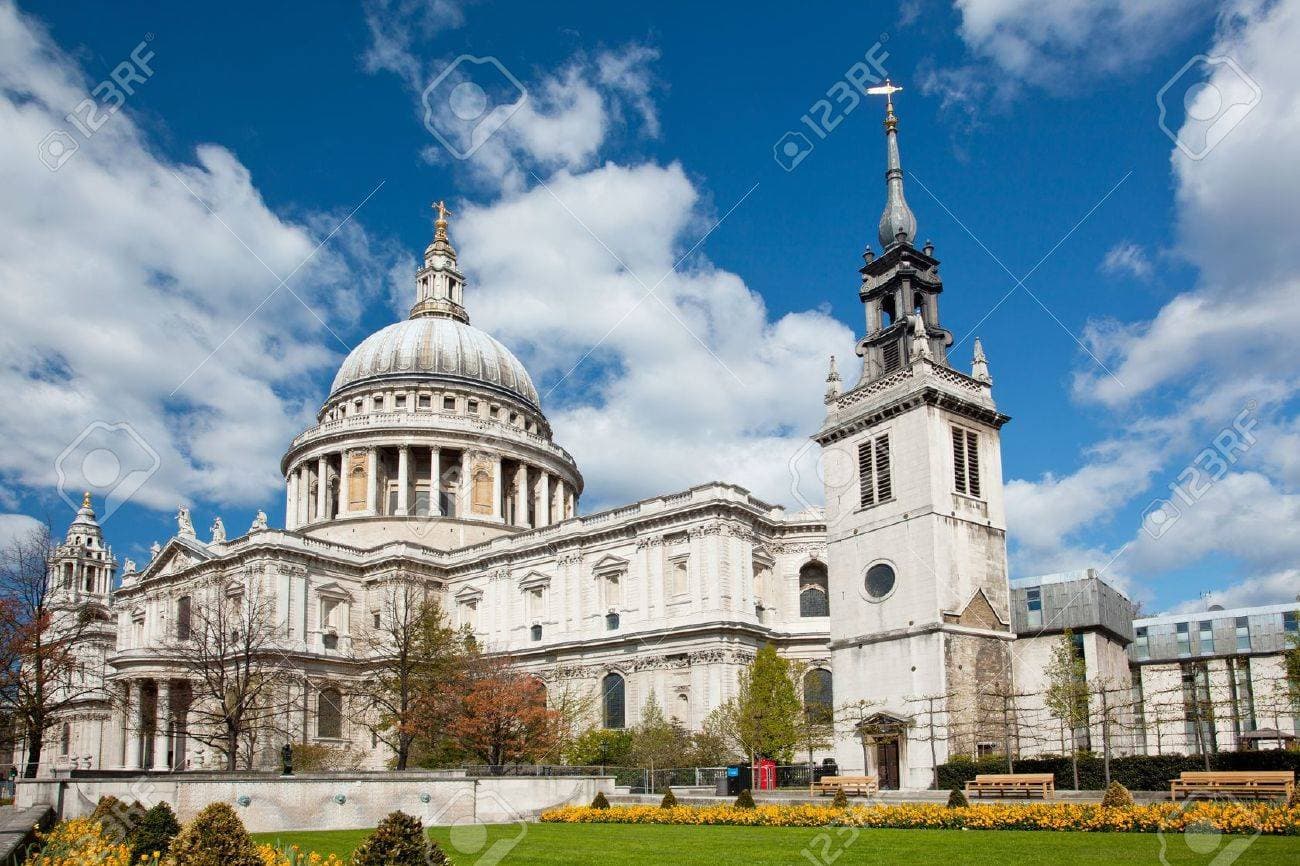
[715,763,753,796]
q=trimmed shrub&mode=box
[1102,781,1134,808]
[168,802,262,866]
[591,791,611,809]
[351,811,445,866]
[660,789,678,809]
[89,795,134,842]
[947,788,968,808]
[735,788,756,809]
[832,787,849,809]
[128,802,180,863]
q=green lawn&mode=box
[253,822,1300,864]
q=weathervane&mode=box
[867,79,903,128]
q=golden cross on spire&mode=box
[432,199,453,223]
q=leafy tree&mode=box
[443,654,558,765]
[715,645,802,765]
[629,692,687,782]
[349,583,463,769]
[1043,629,1089,790]
[686,711,737,766]
[564,727,633,767]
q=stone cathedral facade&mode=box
[30,97,1296,787]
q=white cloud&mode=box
[1008,0,1300,611]
[360,0,466,89]
[0,513,44,551]
[953,0,1211,89]
[453,163,856,509]
[1168,568,1299,613]
[1100,241,1153,280]
[0,3,396,520]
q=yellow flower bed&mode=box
[23,818,135,866]
[255,842,345,866]
[541,802,1300,835]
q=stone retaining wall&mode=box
[16,773,609,832]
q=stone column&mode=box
[316,455,328,521]
[430,447,442,516]
[299,464,311,525]
[491,453,503,521]
[125,680,143,770]
[152,680,171,771]
[536,472,551,528]
[396,445,410,516]
[552,479,564,524]
[459,450,472,518]
[514,464,529,527]
[113,681,131,769]
[366,447,379,515]
[285,472,296,530]
[336,451,348,517]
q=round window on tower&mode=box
[864,562,897,601]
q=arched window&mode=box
[317,687,343,739]
[602,673,625,729]
[799,563,830,617]
[803,669,834,725]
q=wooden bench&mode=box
[1170,771,1295,801]
[811,775,879,796]
[964,773,1055,798]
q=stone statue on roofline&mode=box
[210,516,226,544]
[176,505,195,538]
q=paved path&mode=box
[0,805,53,866]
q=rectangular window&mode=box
[1236,616,1251,652]
[1130,669,1148,754]
[1198,620,1214,655]
[952,426,982,497]
[1176,621,1191,656]
[418,394,431,409]
[395,394,407,409]
[176,596,191,641]
[1134,626,1149,660]
[467,399,479,414]
[373,396,385,411]
[1025,587,1043,629]
[857,433,892,507]
[1181,662,1217,754]
[1285,611,1298,634]
[670,558,688,596]
[443,396,456,411]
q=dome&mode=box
[330,316,539,407]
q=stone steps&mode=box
[0,805,54,866]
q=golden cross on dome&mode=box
[432,199,453,223]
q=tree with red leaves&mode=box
[443,654,558,767]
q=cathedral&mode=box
[31,92,1298,789]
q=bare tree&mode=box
[905,692,953,790]
[979,681,1035,774]
[0,523,107,777]
[347,578,461,770]
[1043,630,1089,790]
[158,574,295,770]
[544,675,597,765]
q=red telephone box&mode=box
[754,758,776,790]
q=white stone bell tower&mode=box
[818,83,1015,789]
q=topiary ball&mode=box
[591,790,611,809]
[351,811,434,866]
[735,788,756,809]
[832,787,849,809]
[947,788,968,808]
[128,801,181,863]
[167,802,262,866]
[1101,781,1134,808]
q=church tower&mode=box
[817,84,1014,788]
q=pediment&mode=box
[140,537,213,580]
[518,570,551,590]
[314,580,352,600]
[591,554,628,574]
[455,584,483,602]
[944,588,1008,629]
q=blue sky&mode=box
[1,0,1296,615]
